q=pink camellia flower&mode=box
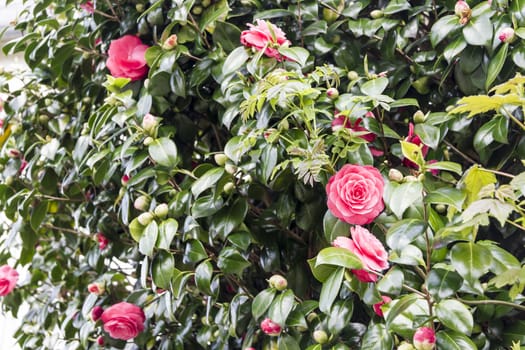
[97,233,109,250]
[100,302,146,340]
[332,226,389,282]
[326,164,385,225]
[88,282,105,295]
[499,27,516,43]
[240,20,291,61]
[0,265,19,296]
[331,114,376,142]
[413,326,436,350]
[106,35,149,81]
[91,306,104,322]
[260,317,282,336]
[373,295,392,317]
[80,1,94,14]
[403,123,429,169]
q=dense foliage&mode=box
[0,0,525,349]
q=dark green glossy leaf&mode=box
[486,43,508,90]
[217,247,250,276]
[386,219,426,252]
[148,137,178,168]
[269,289,295,325]
[423,187,466,211]
[252,288,276,320]
[319,267,344,313]
[426,268,463,300]
[450,242,492,284]
[195,260,213,295]
[315,247,363,270]
[139,221,159,257]
[152,250,174,290]
[360,323,393,350]
[436,330,477,350]
[436,299,473,334]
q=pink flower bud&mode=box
[88,282,105,295]
[326,87,339,99]
[454,1,471,24]
[80,1,94,14]
[499,27,516,43]
[97,233,109,250]
[121,174,130,186]
[260,318,282,336]
[413,327,436,350]
[91,306,104,322]
[19,159,28,173]
[7,149,20,158]
[162,34,178,50]
[96,335,105,346]
[373,295,392,317]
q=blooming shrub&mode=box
[0,0,524,349]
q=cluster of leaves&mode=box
[0,0,524,349]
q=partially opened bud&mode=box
[142,113,159,136]
[268,274,288,291]
[326,88,339,100]
[454,0,471,24]
[88,282,105,295]
[413,327,436,350]
[372,295,392,317]
[260,318,281,336]
[162,34,178,50]
[499,27,516,43]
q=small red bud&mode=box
[260,318,281,336]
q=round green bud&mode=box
[134,195,150,211]
[154,203,169,219]
[413,110,426,124]
[143,136,154,146]
[214,153,228,166]
[347,71,359,81]
[313,330,329,344]
[137,212,154,226]
[370,9,384,19]
[225,164,238,175]
[223,182,235,194]
[388,169,404,183]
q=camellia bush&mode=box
[1,0,525,349]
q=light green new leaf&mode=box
[361,77,389,96]
[423,187,466,211]
[315,247,363,270]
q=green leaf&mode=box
[450,242,492,284]
[199,0,230,32]
[386,219,426,252]
[436,330,478,350]
[195,260,214,295]
[511,172,525,196]
[485,243,521,274]
[148,137,179,168]
[327,300,354,334]
[461,198,514,227]
[385,293,420,326]
[424,187,466,211]
[424,161,462,175]
[462,165,497,205]
[252,288,276,320]
[157,218,178,250]
[217,247,250,276]
[319,267,344,313]
[361,77,389,96]
[435,299,473,334]
[323,210,351,243]
[315,247,363,270]
[450,94,522,118]
[486,43,509,90]
[360,323,394,350]
[183,239,208,263]
[503,320,525,346]
[473,116,509,155]
[129,217,146,242]
[426,268,463,300]
[31,201,48,231]
[388,181,423,218]
[222,46,249,76]
[269,289,295,325]
[139,221,159,257]
[430,15,461,47]
[463,16,493,46]
[191,167,225,198]
[377,267,404,295]
[308,256,337,283]
[414,123,440,149]
[278,334,301,350]
[210,197,248,239]
[152,250,174,290]
[400,141,425,170]
[444,36,468,64]
[278,47,310,66]
[383,0,410,14]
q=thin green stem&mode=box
[502,105,525,131]
[458,297,525,312]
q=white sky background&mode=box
[1,2,26,349]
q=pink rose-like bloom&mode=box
[97,233,109,250]
[80,1,94,14]
[88,282,105,295]
[373,295,392,317]
[499,27,516,43]
[240,20,291,61]
[413,326,436,350]
[91,306,104,322]
[0,265,19,296]
[260,317,282,336]
[332,226,389,282]
[106,35,149,81]
[331,113,376,142]
[403,123,429,169]
[101,302,146,340]
[326,164,385,225]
